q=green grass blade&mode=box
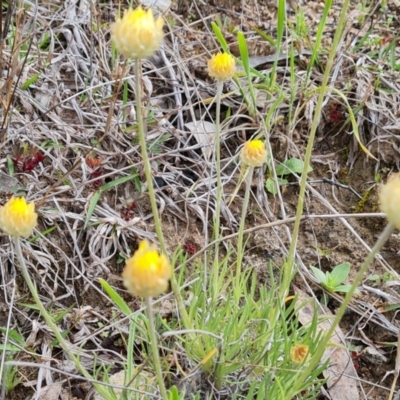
[254,27,277,46]
[98,278,132,316]
[264,93,285,132]
[84,190,101,229]
[21,72,41,90]
[270,0,285,88]
[84,173,138,227]
[237,31,257,114]
[331,87,376,159]
[211,22,229,52]
[306,0,332,83]
[99,173,137,192]
[0,344,20,352]
[30,226,57,243]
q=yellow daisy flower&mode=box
[122,240,171,297]
[111,6,164,59]
[208,52,236,81]
[380,173,400,229]
[0,197,37,238]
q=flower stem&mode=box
[286,222,394,399]
[133,58,191,330]
[211,80,224,300]
[133,59,164,253]
[14,238,111,399]
[235,166,253,299]
[284,0,351,302]
[145,297,168,400]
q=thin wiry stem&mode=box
[235,166,253,299]
[286,222,394,399]
[211,80,224,300]
[145,297,168,400]
[0,277,16,397]
[284,0,349,300]
[134,59,165,253]
[133,58,192,330]
[388,326,400,400]
[13,237,111,399]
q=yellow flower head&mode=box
[208,52,236,81]
[240,140,267,167]
[290,344,309,364]
[0,197,37,238]
[380,173,400,229]
[122,240,171,297]
[111,6,164,59]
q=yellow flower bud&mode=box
[290,344,309,364]
[122,240,171,297]
[240,140,267,167]
[111,6,164,59]
[0,197,38,238]
[208,52,236,81]
[380,173,400,229]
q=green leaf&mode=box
[38,32,51,49]
[123,80,128,106]
[30,226,57,243]
[7,155,14,176]
[85,173,139,228]
[99,174,137,192]
[310,266,328,285]
[51,330,70,347]
[331,87,376,160]
[324,271,333,289]
[275,164,287,176]
[265,177,288,195]
[18,303,41,311]
[237,31,257,114]
[0,328,24,346]
[334,284,356,294]
[99,278,132,316]
[21,72,41,90]
[285,158,313,174]
[329,262,350,287]
[275,158,313,176]
[367,274,381,283]
[0,344,20,352]
[265,177,277,195]
[253,27,277,46]
[168,386,180,400]
[238,31,250,76]
[381,303,400,312]
[84,190,101,229]
[211,22,229,52]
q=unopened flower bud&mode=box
[290,344,309,364]
[380,173,400,229]
[240,140,267,167]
